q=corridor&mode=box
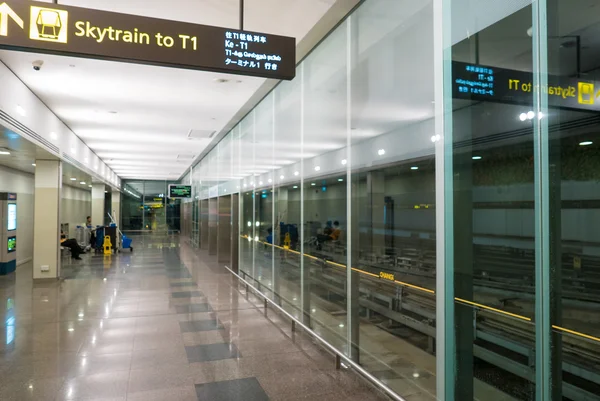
[0,235,389,401]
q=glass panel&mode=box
[447,1,537,399]
[545,0,600,399]
[350,1,437,396]
[240,115,256,279]
[302,19,349,350]
[121,180,144,231]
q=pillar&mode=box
[91,184,105,227]
[111,189,121,226]
[33,160,61,280]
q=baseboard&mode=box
[17,257,32,266]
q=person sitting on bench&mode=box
[61,231,85,260]
[316,221,341,249]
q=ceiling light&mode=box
[80,181,86,185]
[311,183,316,186]
[314,166,321,171]
[472,156,482,160]
[268,179,272,183]
[32,163,36,166]
[339,323,345,328]
[293,185,298,189]
[579,141,593,146]
[70,178,77,181]
[16,105,26,116]
[259,181,263,185]
[294,171,299,176]
[88,185,92,188]
[71,148,76,154]
[0,150,10,155]
[519,113,527,121]
[411,166,419,170]
[104,191,108,193]
[68,328,74,332]
[413,372,420,378]
[527,111,535,120]
[279,175,284,180]
[378,149,386,156]
[338,178,344,182]
[341,159,347,165]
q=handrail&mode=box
[223,264,408,401]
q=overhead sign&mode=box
[453,61,600,111]
[169,184,192,199]
[0,0,296,80]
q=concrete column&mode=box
[91,184,105,227]
[33,160,62,280]
[111,189,121,226]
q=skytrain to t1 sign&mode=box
[0,0,296,80]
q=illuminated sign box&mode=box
[169,185,192,199]
[7,236,16,253]
[0,0,296,80]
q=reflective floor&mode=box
[0,235,389,401]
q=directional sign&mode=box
[0,2,23,36]
[0,0,296,80]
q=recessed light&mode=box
[311,183,316,186]
[341,159,347,165]
[413,372,420,378]
[293,185,298,189]
[338,178,344,182]
[339,323,345,328]
[294,171,299,176]
[68,328,74,332]
[378,149,386,156]
[314,166,321,171]
[70,178,77,181]
[80,181,86,185]
[411,166,419,170]
[32,163,36,166]
[50,132,58,140]
[579,141,593,146]
[280,175,284,180]
[472,156,482,160]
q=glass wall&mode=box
[121,180,180,233]
[179,0,600,399]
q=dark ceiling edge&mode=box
[177,0,364,183]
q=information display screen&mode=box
[7,237,16,253]
[0,0,296,80]
[169,185,192,199]
[7,204,16,231]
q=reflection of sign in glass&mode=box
[7,203,16,231]
[7,236,16,253]
[578,82,595,105]
[29,6,68,43]
[169,185,192,199]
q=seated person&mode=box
[316,221,342,248]
[61,231,85,260]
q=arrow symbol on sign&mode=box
[0,2,24,37]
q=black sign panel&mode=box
[169,185,192,199]
[0,0,296,79]
[453,61,600,111]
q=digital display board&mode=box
[169,185,192,199]
[453,61,600,111]
[7,204,16,231]
[0,0,296,80]
[7,236,16,253]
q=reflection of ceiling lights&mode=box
[70,177,77,181]
[430,135,441,143]
[0,148,10,155]
[294,171,299,176]
[32,163,36,166]
[411,166,419,170]
[80,181,86,185]
[579,141,593,146]
[520,111,543,121]
[311,183,316,186]
[341,159,347,165]
[293,186,298,189]
[314,166,321,171]
[280,175,284,180]
[338,178,344,182]
[378,149,386,156]
[472,156,482,160]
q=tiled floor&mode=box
[0,235,390,401]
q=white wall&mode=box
[61,186,91,238]
[0,165,34,265]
